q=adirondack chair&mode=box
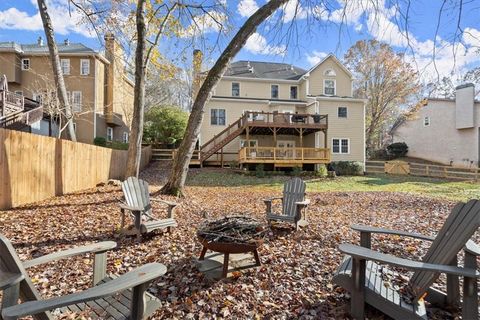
[120,176,178,237]
[264,177,310,230]
[0,234,166,320]
[333,199,480,320]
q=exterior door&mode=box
[277,140,295,159]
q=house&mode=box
[0,34,133,144]
[391,83,480,168]
[198,54,366,169]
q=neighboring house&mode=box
[391,83,480,168]
[0,34,133,144]
[198,54,366,169]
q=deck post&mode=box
[323,129,327,149]
[221,147,224,168]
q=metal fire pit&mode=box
[197,216,264,278]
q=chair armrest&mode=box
[150,198,178,207]
[465,240,480,256]
[263,197,283,203]
[295,199,310,206]
[0,272,24,290]
[339,244,479,278]
[119,203,144,212]
[2,263,166,320]
[23,241,117,269]
[351,224,435,241]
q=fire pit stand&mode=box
[197,216,265,278]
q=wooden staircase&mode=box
[200,116,246,163]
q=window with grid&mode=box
[107,127,113,141]
[211,108,226,125]
[80,59,90,75]
[338,107,347,118]
[61,59,70,75]
[424,116,430,126]
[21,59,30,70]
[71,91,82,112]
[332,138,349,154]
[324,80,335,95]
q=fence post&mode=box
[426,165,429,177]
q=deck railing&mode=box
[238,146,330,163]
[1,90,24,116]
[242,111,328,127]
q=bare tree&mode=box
[161,0,290,196]
[37,0,76,141]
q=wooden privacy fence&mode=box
[366,160,480,181]
[0,128,152,210]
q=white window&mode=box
[271,85,279,99]
[107,127,113,141]
[290,86,298,99]
[32,93,43,104]
[61,59,70,75]
[324,79,335,95]
[21,59,30,70]
[122,132,129,143]
[80,59,90,75]
[338,107,348,118]
[332,138,349,154]
[211,108,226,125]
[423,116,430,127]
[231,83,240,97]
[244,110,264,121]
[240,139,257,148]
[71,91,82,112]
[324,69,336,76]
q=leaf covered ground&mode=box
[0,163,476,319]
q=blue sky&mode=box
[1,0,479,82]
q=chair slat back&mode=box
[122,177,152,215]
[0,234,52,319]
[282,178,306,216]
[409,199,480,300]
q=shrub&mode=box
[291,166,302,176]
[370,148,391,160]
[255,164,265,178]
[386,142,408,158]
[315,164,328,177]
[93,136,107,147]
[330,161,364,176]
[107,141,129,150]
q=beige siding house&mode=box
[199,54,366,169]
[0,35,133,144]
[391,84,480,168]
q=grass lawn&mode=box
[188,169,480,202]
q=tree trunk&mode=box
[161,0,289,196]
[125,0,147,178]
[37,0,76,141]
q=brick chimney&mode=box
[192,49,203,101]
[104,33,124,122]
[455,83,475,129]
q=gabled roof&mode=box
[306,53,353,78]
[223,60,307,80]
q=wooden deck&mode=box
[238,147,330,166]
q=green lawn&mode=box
[187,170,480,202]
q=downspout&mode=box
[93,58,97,140]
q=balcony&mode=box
[1,90,24,117]
[238,147,330,166]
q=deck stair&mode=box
[200,116,245,163]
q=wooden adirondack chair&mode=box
[0,234,166,320]
[333,199,480,320]
[264,177,310,230]
[120,176,178,237]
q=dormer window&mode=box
[324,69,336,76]
[324,79,335,95]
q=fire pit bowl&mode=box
[197,216,265,278]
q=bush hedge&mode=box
[329,161,364,176]
[386,142,408,158]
